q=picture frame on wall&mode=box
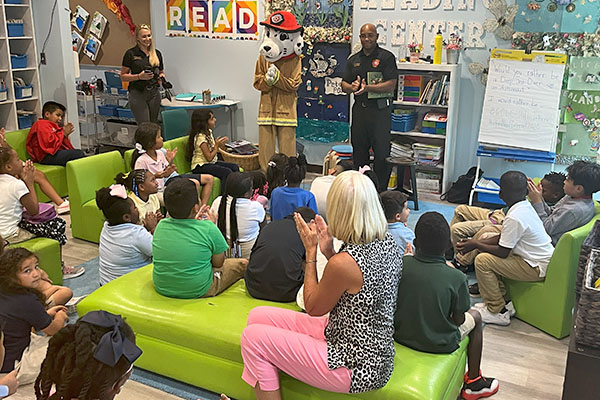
[71,5,90,32]
[72,30,84,53]
[89,11,108,39]
[83,35,102,61]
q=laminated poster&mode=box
[83,35,102,61]
[89,12,108,39]
[567,57,600,91]
[72,31,84,53]
[71,5,89,32]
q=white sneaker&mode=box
[477,306,511,326]
[505,301,516,317]
[56,200,70,215]
[473,302,486,309]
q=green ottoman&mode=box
[9,237,62,284]
[78,265,467,400]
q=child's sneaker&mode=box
[56,200,70,215]
[477,306,510,326]
[461,374,499,400]
[473,302,516,318]
[62,264,85,280]
[469,282,480,297]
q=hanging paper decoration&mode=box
[483,0,518,41]
[101,0,136,35]
[512,32,600,57]
[468,59,490,85]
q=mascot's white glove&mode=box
[265,64,280,86]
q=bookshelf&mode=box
[0,0,42,131]
[393,63,460,194]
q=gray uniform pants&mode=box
[128,87,161,124]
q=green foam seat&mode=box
[9,237,62,284]
[78,265,467,400]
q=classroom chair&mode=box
[4,129,68,202]
[386,156,419,210]
[161,109,191,140]
[8,237,62,285]
[504,202,600,339]
[67,151,125,243]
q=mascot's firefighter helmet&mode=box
[259,11,304,63]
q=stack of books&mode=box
[413,143,443,166]
[419,76,450,105]
[390,142,413,158]
[397,75,425,102]
[422,112,448,135]
[225,140,258,155]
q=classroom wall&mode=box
[32,0,81,147]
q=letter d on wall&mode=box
[236,1,257,34]
[167,0,186,31]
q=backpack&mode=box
[440,167,483,204]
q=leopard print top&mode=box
[325,233,403,393]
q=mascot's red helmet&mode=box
[260,11,303,33]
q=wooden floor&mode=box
[13,191,570,400]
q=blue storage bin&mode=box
[7,22,24,37]
[475,177,505,205]
[14,84,33,99]
[18,114,34,130]
[10,54,27,69]
[117,107,134,119]
[104,71,123,89]
[391,112,418,132]
[5,0,23,4]
[98,104,120,117]
[107,86,128,96]
[0,87,7,102]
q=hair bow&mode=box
[109,184,128,199]
[358,165,371,174]
[267,161,276,168]
[135,143,146,154]
[80,311,142,367]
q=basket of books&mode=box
[575,248,600,349]
[218,140,260,171]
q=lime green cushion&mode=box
[78,265,467,400]
[9,238,62,285]
[504,204,600,338]
[4,129,67,202]
[66,151,125,243]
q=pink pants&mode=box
[241,306,352,393]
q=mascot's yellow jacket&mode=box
[254,54,302,127]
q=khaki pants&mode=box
[450,205,505,246]
[455,224,502,266]
[202,258,247,297]
[5,227,35,245]
[258,125,296,171]
[475,252,542,313]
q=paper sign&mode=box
[567,57,600,91]
[236,1,257,34]
[189,0,210,32]
[324,77,344,95]
[563,90,600,124]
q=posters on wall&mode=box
[514,0,600,34]
[71,5,89,32]
[82,35,102,61]
[165,0,258,39]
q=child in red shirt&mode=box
[26,102,84,166]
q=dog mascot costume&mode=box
[254,11,303,171]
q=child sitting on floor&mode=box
[25,101,85,166]
[529,161,600,246]
[97,185,155,286]
[0,128,69,214]
[210,172,265,259]
[186,109,239,192]
[0,248,68,385]
[0,147,82,279]
[265,153,288,198]
[115,169,162,226]
[270,154,317,221]
[380,191,414,255]
[245,207,316,303]
[247,170,269,209]
[152,178,248,299]
[457,171,554,326]
[132,122,214,205]
[394,212,499,400]
[34,310,142,400]
[310,160,353,219]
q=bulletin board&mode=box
[69,0,150,67]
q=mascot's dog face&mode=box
[260,26,304,63]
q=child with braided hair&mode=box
[114,169,162,226]
[97,186,154,286]
[34,310,142,400]
[0,248,68,384]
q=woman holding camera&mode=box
[121,24,165,124]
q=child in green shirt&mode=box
[152,178,247,299]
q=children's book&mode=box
[366,71,394,99]
[89,12,108,39]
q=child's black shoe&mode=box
[461,374,499,400]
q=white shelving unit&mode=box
[394,63,461,194]
[0,0,42,131]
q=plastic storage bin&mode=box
[5,0,23,4]
[116,107,134,119]
[475,177,505,205]
[10,54,27,69]
[18,114,34,129]
[7,22,24,37]
[391,112,418,132]
[98,104,120,117]
[104,71,123,88]
[14,83,33,99]
[0,87,7,102]
[107,86,128,96]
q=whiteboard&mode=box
[478,58,566,152]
